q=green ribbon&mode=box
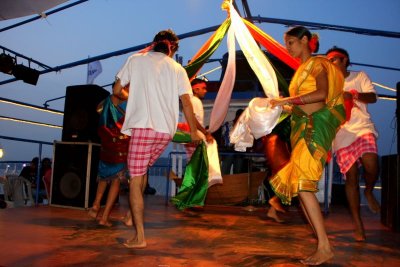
[172,131,192,143]
[170,142,209,210]
[184,19,231,79]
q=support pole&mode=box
[397,82,399,154]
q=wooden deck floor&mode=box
[0,194,399,267]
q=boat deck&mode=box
[0,194,399,267]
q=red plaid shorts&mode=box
[127,128,171,177]
[335,133,378,175]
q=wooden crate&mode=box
[205,171,266,205]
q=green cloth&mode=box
[291,105,345,166]
[172,130,192,143]
[170,141,209,210]
[184,19,231,79]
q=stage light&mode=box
[12,64,40,85]
[0,53,40,85]
[0,53,15,74]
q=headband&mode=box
[327,51,347,60]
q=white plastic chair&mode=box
[2,175,34,207]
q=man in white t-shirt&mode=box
[327,47,380,242]
[113,29,201,249]
[184,78,214,158]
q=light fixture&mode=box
[0,53,15,74]
[0,53,40,85]
[12,64,40,85]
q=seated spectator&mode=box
[19,157,39,186]
[19,157,47,203]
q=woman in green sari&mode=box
[269,26,345,265]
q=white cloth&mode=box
[206,141,223,187]
[191,96,204,126]
[208,2,280,133]
[230,98,282,152]
[208,24,236,133]
[182,96,204,126]
[333,71,378,151]
[229,108,253,152]
[247,98,282,139]
[190,96,222,186]
[117,52,192,137]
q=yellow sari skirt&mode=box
[269,138,322,205]
[270,105,345,205]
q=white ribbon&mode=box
[229,3,279,98]
[209,1,281,135]
[208,23,236,133]
[230,98,282,151]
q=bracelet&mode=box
[349,89,359,100]
[289,96,305,105]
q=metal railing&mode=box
[0,135,53,205]
[0,134,356,214]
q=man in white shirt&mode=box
[327,47,380,242]
[113,29,201,249]
[184,78,214,158]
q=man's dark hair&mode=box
[326,46,350,67]
[191,78,206,87]
[153,29,179,55]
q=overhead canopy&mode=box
[0,0,68,20]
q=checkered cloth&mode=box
[127,128,171,177]
[335,133,377,175]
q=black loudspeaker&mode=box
[50,142,103,209]
[381,155,400,232]
[62,84,110,143]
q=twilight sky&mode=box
[0,0,399,161]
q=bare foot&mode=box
[269,196,286,213]
[364,191,380,214]
[267,207,284,223]
[122,216,132,227]
[99,219,112,227]
[354,229,366,242]
[300,247,334,265]
[121,212,133,227]
[88,207,99,220]
[123,238,147,249]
